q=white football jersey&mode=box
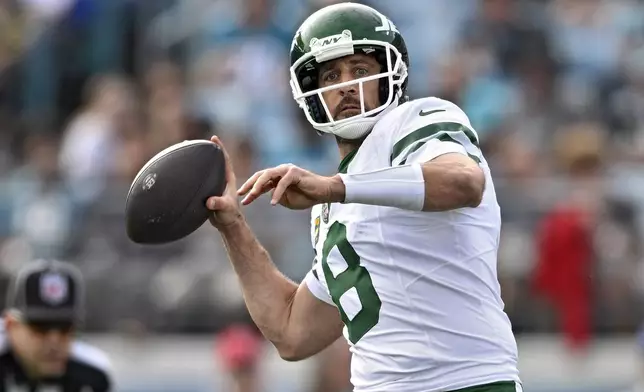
[304,97,520,391]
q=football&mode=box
[125,140,227,244]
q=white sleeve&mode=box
[390,100,482,166]
[303,268,335,306]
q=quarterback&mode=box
[207,2,521,391]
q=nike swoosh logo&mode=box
[419,109,446,116]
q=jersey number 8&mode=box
[321,222,382,344]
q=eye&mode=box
[323,71,339,83]
[355,67,369,77]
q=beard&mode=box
[333,96,363,120]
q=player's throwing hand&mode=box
[237,164,345,209]
[206,136,244,228]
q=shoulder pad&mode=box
[399,97,466,119]
[377,96,468,132]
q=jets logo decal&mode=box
[309,30,352,50]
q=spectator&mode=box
[215,324,263,392]
[58,74,132,206]
[532,123,605,352]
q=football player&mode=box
[206,2,521,391]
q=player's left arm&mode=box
[331,152,484,212]
[238,102,485,212]
[334,107,486,212]
[416,152,484,211]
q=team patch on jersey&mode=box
[314,216,320,245]
[322,203,330,223]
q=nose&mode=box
[42,329,66,344]
[338,72,359,96]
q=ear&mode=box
[4,311,18,332]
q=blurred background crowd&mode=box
[0,0,644,390]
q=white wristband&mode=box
[339,164,425,211]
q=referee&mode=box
[0,260,113,391]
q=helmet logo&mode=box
[374,12,399,34]
[310,29,352,50]
[309,30,354,63]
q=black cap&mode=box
[5,260,85,324]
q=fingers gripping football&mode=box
[206,136,243,228]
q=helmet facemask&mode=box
[290,32,408,140]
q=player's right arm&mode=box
[206,136,343,361]
[218,218,343,360]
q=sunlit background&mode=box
[0,0,643,391]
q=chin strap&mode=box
[315,91,402,139]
